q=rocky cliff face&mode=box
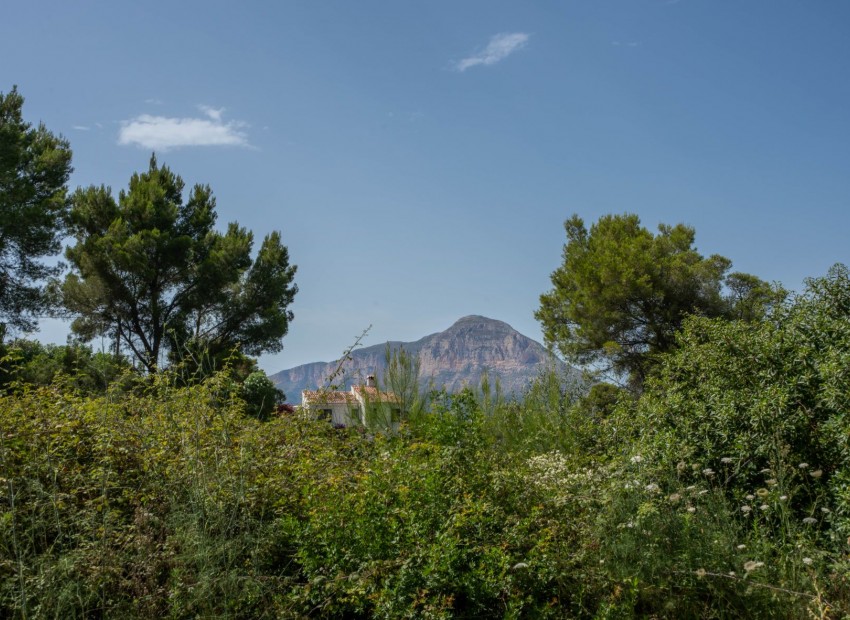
[270,315,573,402]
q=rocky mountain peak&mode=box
[269,316,571,401]
[447,315,512,331]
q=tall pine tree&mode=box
[0,86,73,336]
[62,155,297,372]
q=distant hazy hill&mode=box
[270,315,574,402]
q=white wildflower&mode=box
[821,507,831,514]
[736,544,746,550]
[702,468,715,477]
[760,504,769,511]
[803,517,817,525]
[668,493,682,503]
[746,494,755,501]
[779,495,788,501]
[630,455,643,464]
[741,505,752,514]
[811,469,823,479]
[695,568,707,578]
[743,560,764,572]
[687,505,696,513]
[802,557,813,566]
[721,457,734,464]
[645,483,660,493]
[523,451,575,506]
[799,463,809,469]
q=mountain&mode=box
[270,315,574,402]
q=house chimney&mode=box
[366,374,376,388]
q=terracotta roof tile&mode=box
[352,385,401,403]
[302,390,356,404]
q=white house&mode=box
[301,375,402,428]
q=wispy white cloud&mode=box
[118,107,249,150]
[198,104,224,121]
[72,125,90,131]
[455,32,530,72]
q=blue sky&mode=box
[3,1,849,374]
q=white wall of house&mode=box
[319,402,360,426]
[302,379,401,430]
[301,391,362,426]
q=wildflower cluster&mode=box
[523,450,602,507]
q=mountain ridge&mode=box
[270,315,572,401]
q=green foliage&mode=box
[583,263,850,616]
[61,155,297,372]
[383,344,424,420]
[536,213,779,387]
[480,365,596,459]
[0,373,310,618]
[241,370,283,420]
[3,265,850,617]
[579,382,625,420]
[0,338,134,394]
[0,86,73,334]
[289,388,609,618]
[626,264,850,533]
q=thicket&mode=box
[1,267,849,618]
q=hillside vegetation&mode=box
[2,266,850,618]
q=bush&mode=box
[0,339,135,395]
[242,370,283,420]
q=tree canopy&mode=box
[0,86,73,336]
[535,213,778,386]
[62,155,297,372]
[0,337,132,395]
[624,263,850,506]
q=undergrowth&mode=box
[2,267,850,617]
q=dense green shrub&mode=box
[0,339,135,394]
[3,269,850,617]
[600,264,850,615]
[625,265,850,531]
[242,370,284,420]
